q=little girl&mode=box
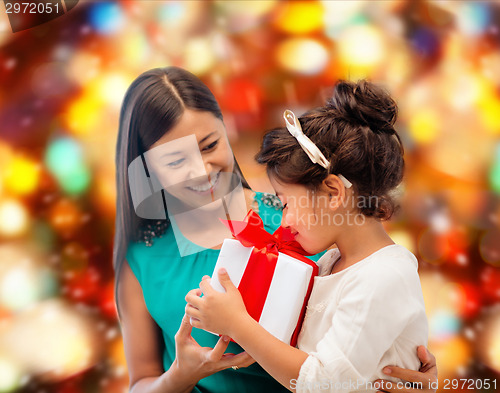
[186,80,429,393]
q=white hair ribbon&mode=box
[283,109,352,189]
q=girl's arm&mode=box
[186,269,308,392]
[119,261,254,393]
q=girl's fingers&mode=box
[185,289,203,307]
[185,303,202,320]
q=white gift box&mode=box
[210,238,316,345]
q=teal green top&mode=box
[126,192,324,393]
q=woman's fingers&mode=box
[374,379,418,393]
[220,351,255,370]
[374,379,435,393]
[416,346,437,374]
[175,313,193,341]
[232,351,256,368]
[209,335,230,361]
[381,367,435,387]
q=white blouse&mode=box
[295,245,428,393]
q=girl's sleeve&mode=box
[296,261,424,393]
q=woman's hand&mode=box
[172,312,255,385]
[374,346,438,393]
[185,268,249,337]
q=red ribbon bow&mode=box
[221,210,318,346]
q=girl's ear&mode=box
[323,175,347,210]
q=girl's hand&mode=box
[173,313,255,383]
[185,268,249,337]
[374,346,438,393]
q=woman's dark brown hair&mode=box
[256,80,404,220]
[114,67,250,312]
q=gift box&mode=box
[210,210,318,346]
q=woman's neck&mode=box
[331,218,394,274]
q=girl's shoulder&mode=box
[349,244,420,287]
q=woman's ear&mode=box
[323,175,347,210]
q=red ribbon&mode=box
[221,210,318,346]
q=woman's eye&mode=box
[280,203,288,211]
[166,158,185,168]
[202,140,219,152]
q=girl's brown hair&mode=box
[256,80,404,220]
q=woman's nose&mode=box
[203,159,213,176]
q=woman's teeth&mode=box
[187,172,220,192]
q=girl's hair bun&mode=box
[326,80,397,135]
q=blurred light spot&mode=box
[3,156,40,196]
[95,74,131,109]
[0,200,29,237]
[48,199,83,235]
[2,300,101,381]
[215,0,276,32]
[0,245,58,312]
[429,210,451,233]
[430,311,461,341]
[88,2,125,35]
[45,138,91,195]
[490,144,500,194]
[0,355,22,392]
[430,335,471,377]
[66,52,101,86]
[456,2,490,36]
[274,1,323,34]
[338,24,384,69]
[158,1,186,23]
[388,230,414,253]
[276,38,328,75]
[119,29,150,68]
[322,0,365,36]
[408,109,440,144]
[477,307,500,373]
[64,92,103,136]
[478,93,500,134]
[0,268,38,311]
[184,37,216,76]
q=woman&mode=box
[113,66,437,393]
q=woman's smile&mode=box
[185,171,221,195]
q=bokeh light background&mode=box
[0,1,499,392]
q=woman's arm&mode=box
[186,269,308,392]
[118,261,254,393]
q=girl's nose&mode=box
[282,207,293,228]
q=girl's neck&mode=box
[330,218,394,274]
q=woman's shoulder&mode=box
[253,191,283,210]
[251,191,283,233]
